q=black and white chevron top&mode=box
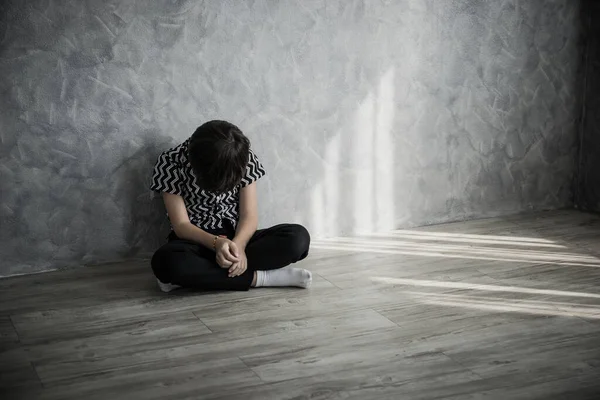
[150,139,266,231]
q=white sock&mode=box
[157,279,181,293]
[255,268,312,288]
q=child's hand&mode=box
[228,250,248,277]
[215,238,239,268]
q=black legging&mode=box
[151,223,310,291]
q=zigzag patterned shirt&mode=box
[150,139,266,231]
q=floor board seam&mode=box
[237,356,267,383]
[440,351,484,380]
[313,272,339,289]
[30,361,45,389]
[8,315,21,343]
[573,315,598,327]
[368,307,401,327]
[191,311,213,333]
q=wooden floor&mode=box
[2,210,600,400]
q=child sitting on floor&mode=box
[150,120,312,292]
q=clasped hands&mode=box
[215,237,247,278]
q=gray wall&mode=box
[577,0,600,212]
[0,0,583,276]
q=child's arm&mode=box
[232,181,259,250]
[162,193,237,264]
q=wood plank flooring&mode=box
[1,210,600,399]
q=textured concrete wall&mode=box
[577,0,600,212]
[0,0,582,276]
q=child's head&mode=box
[188,120,250,193]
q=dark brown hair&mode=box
[188,120,250,193]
